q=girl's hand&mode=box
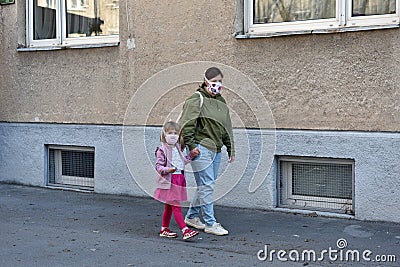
[228,156,235,163]
[168,167,177,173]
[190,147,200,158]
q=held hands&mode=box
[189,147,200,158]
[168,167,177,173]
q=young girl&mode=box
[154,121,199,240]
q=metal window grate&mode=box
[48,149,55,184]
[61,150,94,178]
[47,146,94,190]
[292,162,352,199]
[279,157,354,214]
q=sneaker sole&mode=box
[204,229,229,236]
[159,234,178,238]
[185,219,205,230]
[183,231,199,240]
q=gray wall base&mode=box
[1,122,399,223]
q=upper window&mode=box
[27,0,119,48]
[246,0,399,36]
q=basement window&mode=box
[278,157,354,214]
[47,145,95,190]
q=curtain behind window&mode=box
[34,0,57,39]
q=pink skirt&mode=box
[154,173,187,204]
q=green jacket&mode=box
[179,87,235,157]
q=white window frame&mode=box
[244,0,400,37]
[47,145,95,189]
[26,0,119,48]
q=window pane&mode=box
[291,162,353,199]
[254,0,336,24]
[61,150,94,178]
[352,0,396,16]
[66,0,119,38]
[34,0,57,39]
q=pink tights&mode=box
[162,203,186,230]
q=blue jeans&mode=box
[186,144,221,226]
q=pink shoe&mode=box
[182,228,199,240]
[159,228,178,238]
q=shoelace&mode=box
[215,223,226,230]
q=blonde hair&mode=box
[160,121,184,150]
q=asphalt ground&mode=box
[0,183,399,267]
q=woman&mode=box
[179,67,235,236]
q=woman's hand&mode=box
[168,167,177,173]
[189,147,200,158]
[228,156,235,163]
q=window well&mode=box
[47,145,95,190]
[278,157,354,214]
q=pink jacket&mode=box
[155,143,192,189]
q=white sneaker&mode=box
[185,217,205,230]
[204,223,229,236]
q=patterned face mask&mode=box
[205,76,222,95]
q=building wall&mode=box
[1,123,399,223]
[1,0,399,130]
[1,1,400,223]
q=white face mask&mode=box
[165,134,179,145]
[205,76,222,95]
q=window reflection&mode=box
[352,0,396,16]
[66,0,119,38]
[33,0,119,40]
[254,0,336,24]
